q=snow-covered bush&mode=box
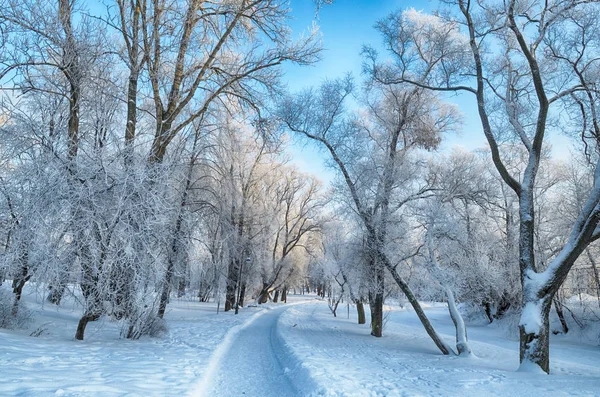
[0,289,32,329]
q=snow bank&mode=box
[0,284,262,396]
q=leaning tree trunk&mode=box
[445,287,471,356]
[157,132,199,317]
[384,258,451,355]
[158,191,188,318]
[258,283,270,304]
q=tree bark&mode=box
[258,283,270,304]
[356,300,366,324]
[483,300,493,323]
[11,246,30,316]
[224,259,238,311]
[494,293,512,319]
[369,263,384,337]
[519,295,553,373]
[234,282,244,307]
[124,73,138,164]
[75,250,103,340]
[385,261,451,355]
[75,312,101,340]
[177,278,185,298]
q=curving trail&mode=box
[199,305,301,397]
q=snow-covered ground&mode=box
[0,284,267,396]
[2,286,600,396]
[278,300,600,396]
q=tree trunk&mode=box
[75,257,102,340]
[518,295,553,373]
[258,283,270,304]
[11,250,30,316]
[368,253,385,337]
[47,260,72,305]
[124,73,138,165]
[239,282,247,307]
[149,120,173,164]
[75,312,101,340]
[177,278,185,298]
[427,238,471,355]
[494,293,512,319]
[483,300,493,323]
[385,261,451,355]
[282,286,287,303]
[157,257,175,319]
[109,262,134,320]
[225,259,238,312]
[356,300,366,324]
[159,142,197,316]
[273,290,280,303]
[369,290,383,337]
[11,278,27,317]
[445,287,471,356]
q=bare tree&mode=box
[279,76,458,353]
[140,0,320,163]
[257,169,324,304]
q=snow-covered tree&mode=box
[367,2,600,372]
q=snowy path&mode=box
[194,305,309,397]
[4,290,600,396]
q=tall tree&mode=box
[141,0,320,163]
[280,76,458,352]
[368,3,600,372]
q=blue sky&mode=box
[280,0,490,183]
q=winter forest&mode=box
[1,0,600,395]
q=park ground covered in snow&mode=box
[1,285,600,396]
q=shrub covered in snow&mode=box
[0,288,32,329]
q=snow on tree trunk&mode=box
[426,237,471,356]
[518,295,552,373]
[385,260,452,355]
[445,287,471,357]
